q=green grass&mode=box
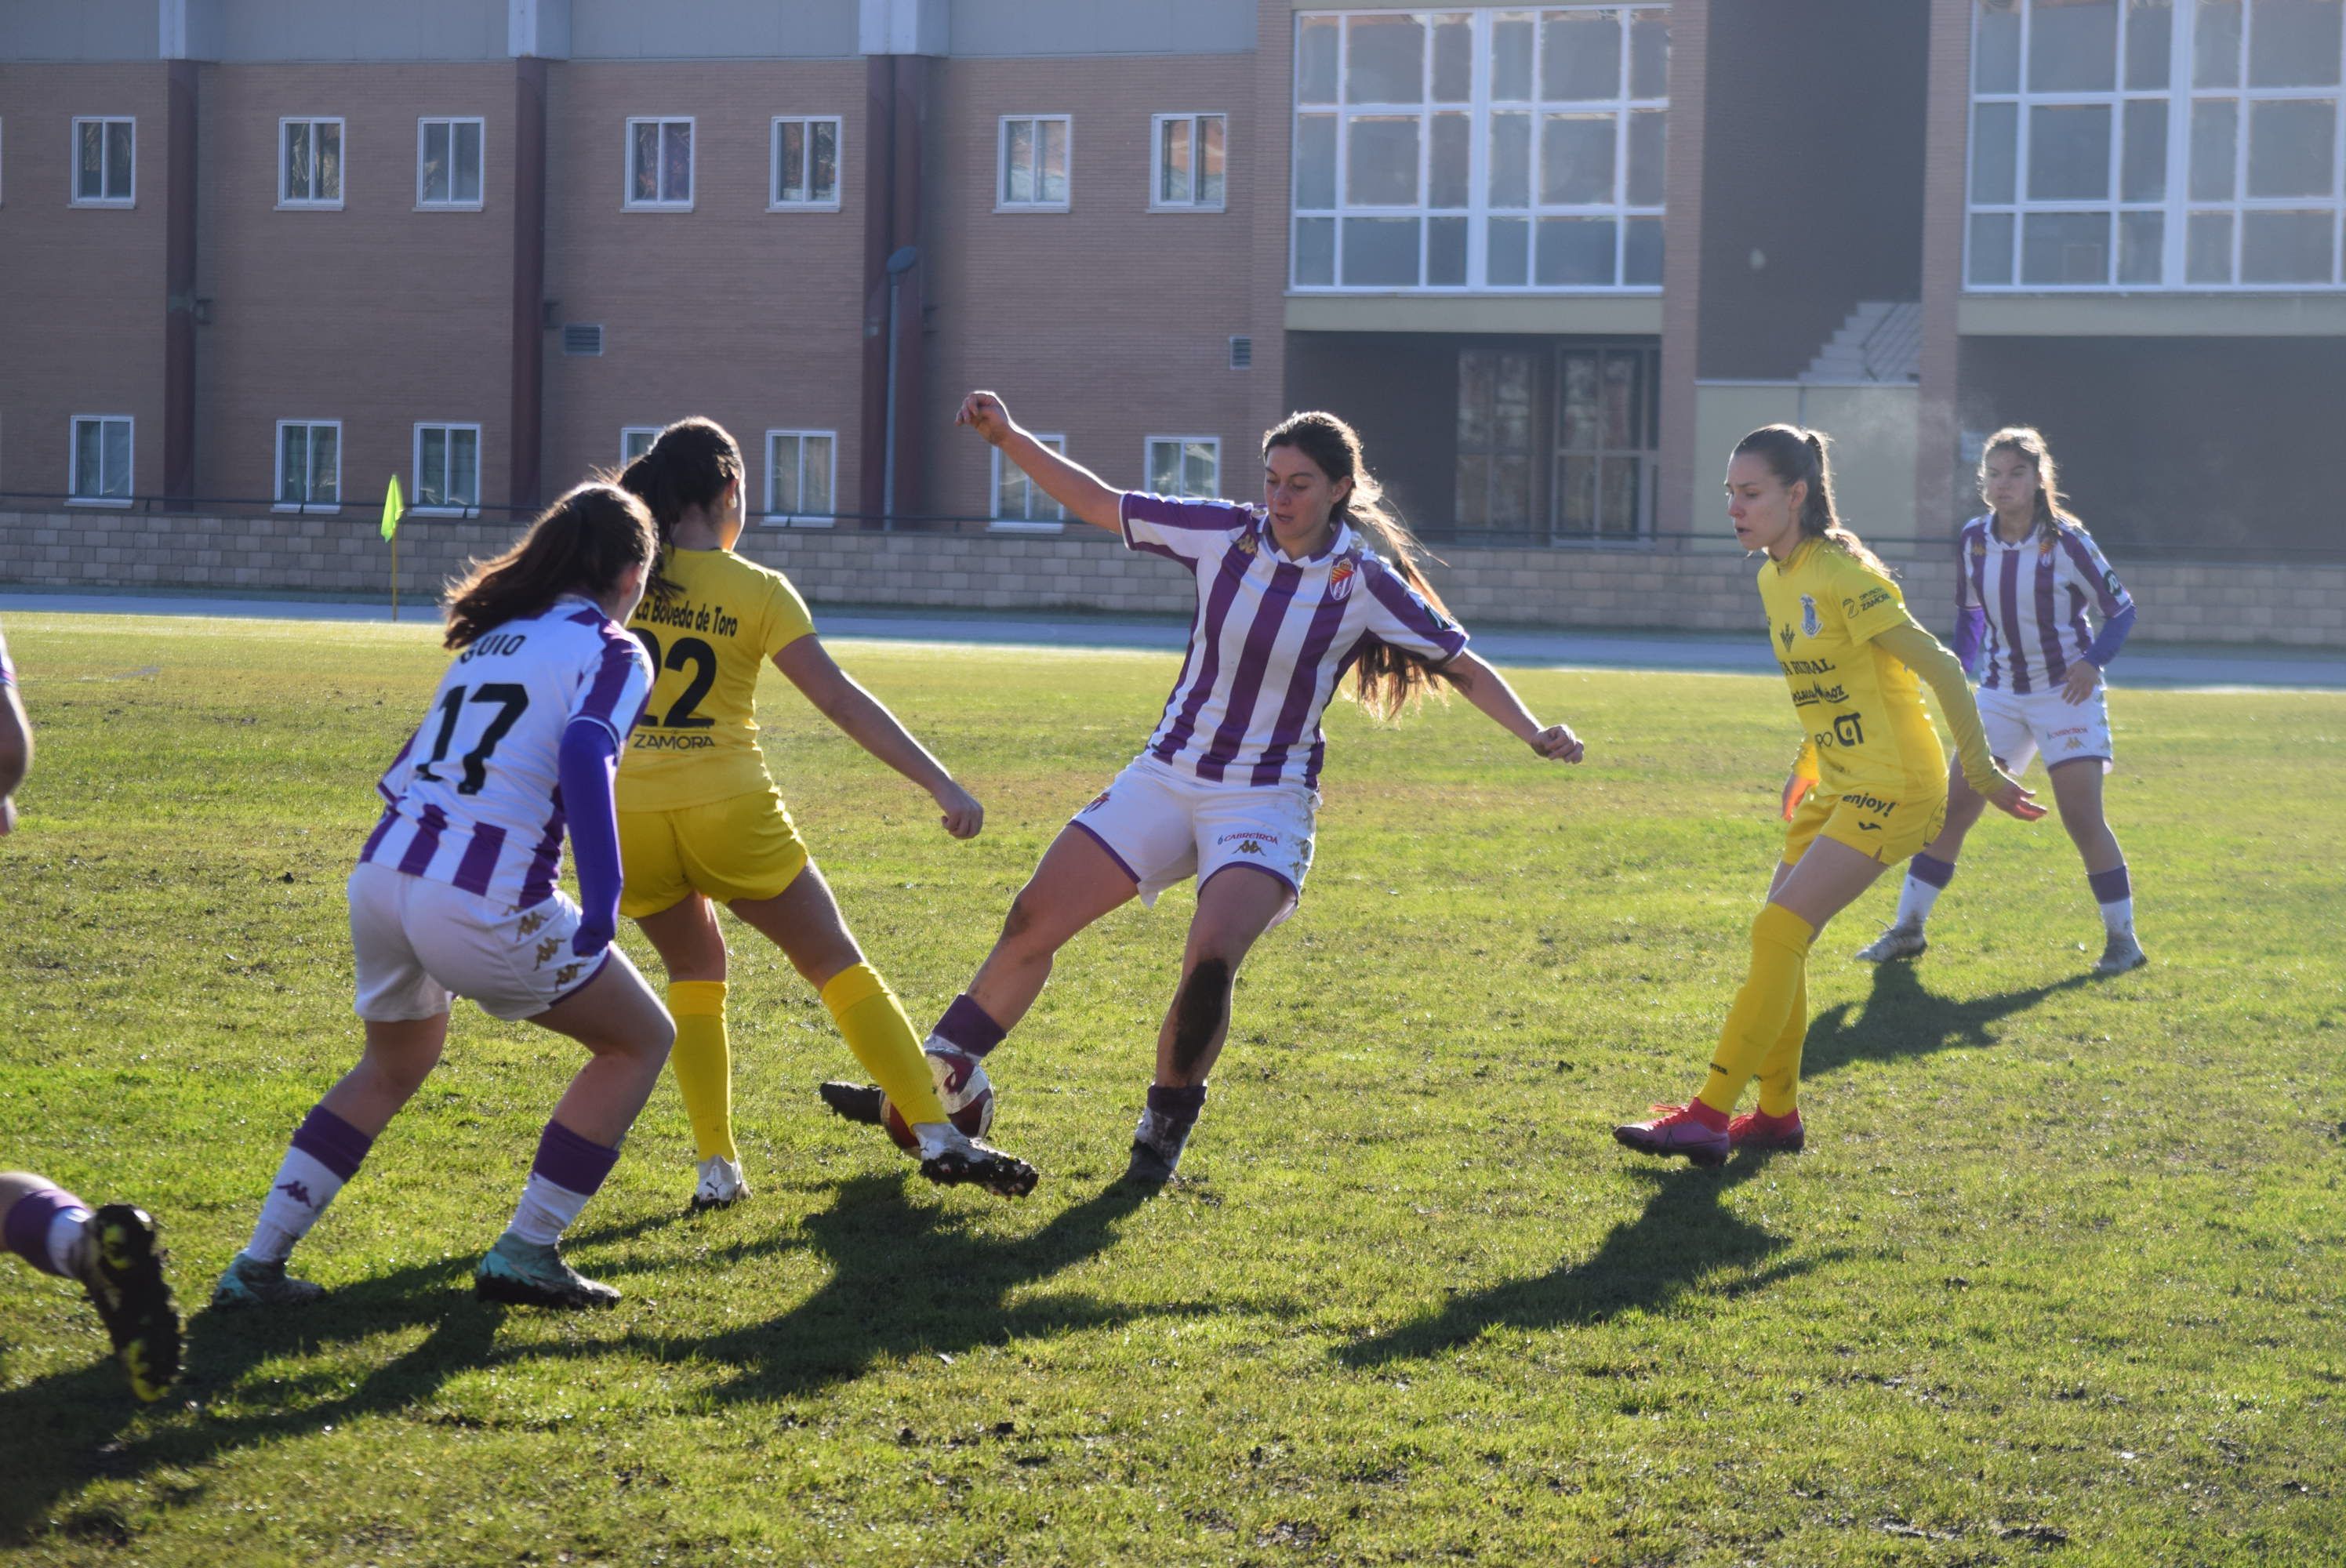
[1,611,2341,1566]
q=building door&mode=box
[1455,347,1537,535]
[1554,343,1659,540]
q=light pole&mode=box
[881,245,918,530]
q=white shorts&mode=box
[347,861,630,1022]
[1067,754,1318,925]
[1977,683,2115,776]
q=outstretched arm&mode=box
[956,390,1121,533]
[775,635,982,838]
[1873,621,2043,821]
[1444,651,1583,762]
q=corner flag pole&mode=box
[381,476,405,621]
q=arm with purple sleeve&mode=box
[1951,529,1986,673]
[2062,527,2137,669]
[1119,491,1252,564]
[558,721,623,957]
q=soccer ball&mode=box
[881,1047,996,1152]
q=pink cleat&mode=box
[1727,1109,1806,1152]
[1612,1102,1730,1167]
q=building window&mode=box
[69,416,133,503]
[1552,343,1658,539]
[1966,0,2346,289]
[1153,113,1228,209]
[418,118,484,209]
[413,423,481,514]
[992,437,1068,528]
[626,117,694,209]
[280,118,344,208]
[1000,115,1072,209]
[772,117,841,208]
[1145,437,1222,498]
[72,117,135,205]
[622,426,659,464]
[1291,8,1669,292]
[1456,349,1536,532]
[276,420,342,510]
[764,430,837,524]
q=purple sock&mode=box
[291,1104,374,1181]
[1146,1083,1208,1128]
[1908,852,1956,890]
[932,993,1008,1059]
[531,1120,621,1198]
[2088,865,2131,903]
[5,1187,88,1278]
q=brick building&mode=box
[2,0,2341,581]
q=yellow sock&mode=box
[666,980,737,1163]
[1698,904,1816,1116]
[1753,964,1808,1119]
[821,963,947,1125]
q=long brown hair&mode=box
[1732,423,1892,578]
[1263,410,1457,721]
[1978,425,2075,540]
[616,416,744,604]
[442,483,657,649]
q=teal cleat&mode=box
[474,1233,619,1309]
[211,1249,325,1310]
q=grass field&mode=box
[0,610,2341,1566]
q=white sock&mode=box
[911,1122,963,1160]
[2101,896,2134,936]
[505,1174,592,1247]
[1894,876,1943,929]
[46,1209,91,1277]
[249,1149,349,1262]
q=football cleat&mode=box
[2094,931,2148,976]
[210,1249,325,1310]
[818,1080,887,1127]
[688,1155,749,1213]
[1123,1107,1194,1188]
[1612,1103,1731,1167]
[81,1205,182,1403]
[1854,922,1929,963]
[917,1128,1037,1199]
[1727,1108,1806,1152]
[474,1234,620,1309]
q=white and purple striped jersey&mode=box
[0,621,14,687]
[1955,516,2137,694]
[1120,492,1468,789]
[360,595,652,909]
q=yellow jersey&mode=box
[1757,539,1945,797]
[616,548,816,811]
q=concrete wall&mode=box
[5,506,2337,648]
[1693,383,1921,540]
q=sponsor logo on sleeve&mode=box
[1844,586,1891,618]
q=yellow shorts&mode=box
[1782,784,1948,868]
[618,788,810,920]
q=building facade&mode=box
[2,0,2340,570]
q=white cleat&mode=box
[2094,931,2148,976]
[688,1155,750,1212]
[1854,922,1929,963]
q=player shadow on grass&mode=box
[1799,958,2093,1081]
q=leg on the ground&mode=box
[634,893,740,1183]
[957,827,1138,1044]
[2049,757,2143,972]
[1865,760,1988,955]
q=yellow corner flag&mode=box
[380,474,405,540]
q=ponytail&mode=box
[1263,410,1457,722]
[1733,423,1893,579]
[614,416,745,606]
[443,482,657,649]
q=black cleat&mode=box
[82,1205,182,1403]
[919,1132,1038,1199]
[819,1080,887,1127]
[1122,1141,1181,1188]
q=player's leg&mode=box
[2047,755,2143,973]
[1861,759,1988,960]
[631,891,743,1208]
[946,826,1140,1052]
[1124,864,1292,1185]
[474,952,674,1308]
[3,1171,180,1401]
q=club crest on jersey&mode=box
[1799,595,1821,638]
[1080,789,1111,815]
[1327,557,1358,600]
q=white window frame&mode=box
[411,422,483,517]
[278,117,346,210]
[1290,7,1670,293]
[625,115,695,211]
[274,419,343,514]
[621,426,660,464]
[1966,0,2346,291]
[990,437,1069,531]
[67,415,134,506]
[998,114,1073,212]
[1143,436,1222,499]
[770,115,844,210]
[416,116,485,211]
[1151,112,1229,212]
[71,116,136,207]
[761,429,838,527]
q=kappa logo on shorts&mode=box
[555,963,582,988]
[517,911,550,937]
[1080,790,1111,814]
[535,937,562,967]
[1858,821,1883,833]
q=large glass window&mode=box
[1292,8,1669,292]
[1145,437,1222,498]
[1455,349,1536,530]
[69,416,133,503]
[276,421,341,510]
[1553,343,1658,538]
[73,118,136,205]
[413,423,481,514]
[1968,0,2345,288]
[764,430,837,524]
